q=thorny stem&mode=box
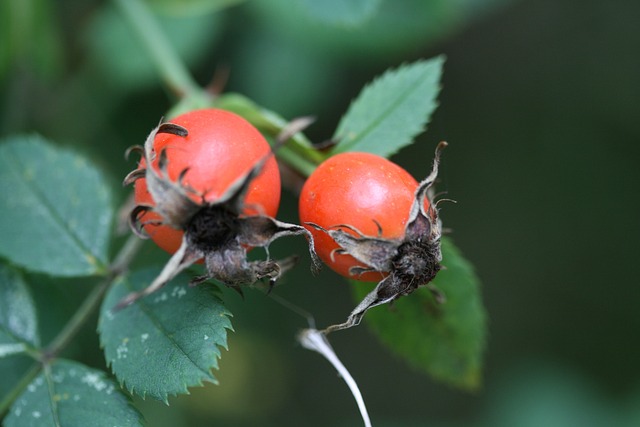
[113,0,204,100]
[0,235,144,418]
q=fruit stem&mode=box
[276,145,318,177]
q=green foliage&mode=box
[86,3,222,89]
[0,136,113,276]
[99,268,232,402]
[0,265,40,358]
[332,57,444,157]
[301,0,381,27]
[0,0,63,81]
[352,237,486,390]
[3,359,143,427]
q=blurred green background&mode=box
[2,0,639,425]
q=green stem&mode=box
[113,0,203,99]
[43,236,143,361]
[0,363,41,417]
[276,145,318,178]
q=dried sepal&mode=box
[122,168,146,186]
[239,216,321,273]
[114,234,201,310]
[306,223,398,275]
[127,204,156,239]
[318,142,448,334]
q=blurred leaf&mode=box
[0,135,113,277]
[0,264,40,358]
[0,0,63,81]
[301,0,381,27]
[251,0,480,60]
[229,32,341,119]
[485,363,627,427]
[148,0,245,16]
[99,268,232,402]
[86,3,222,90]
[3,359,143,427]
[353,237,486,390]
[332,57,443,157]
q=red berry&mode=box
[299,152,426,281]
[134,109,280,255]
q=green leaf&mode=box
[332,56,444,157]
[3,359,143,427]
[0,264,40,357]
[353,237,487,390]
[0,135,113,276]
[99,268,232,402]
[301,0,381,27]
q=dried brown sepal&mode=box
[314,142,448,334]
[116,118,320,310]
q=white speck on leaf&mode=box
[81,372,108,392]
[154,292,168,303]
[32,411,41,418]
[204,334,209,341]
[116,338,129,359]
[171,287,187,298]
[141,333,149,342]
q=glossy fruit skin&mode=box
[299,152,426,282]
[134,109,280,255]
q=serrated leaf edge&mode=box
[333,56,445,156]
[98,278,233,402]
